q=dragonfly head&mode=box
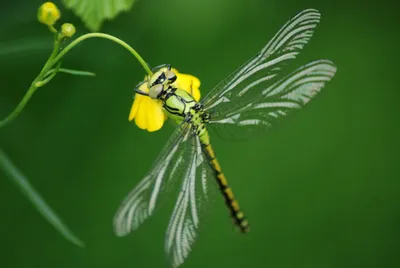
[147,65,177,99]
[133,64,177,99]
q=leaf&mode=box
[46,67,96,77]
[62,0,137,31]
[0,149,85,248]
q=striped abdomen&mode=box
[202,141,249,233]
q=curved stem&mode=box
[53,33,153,76]
[0,83,38,128]
[0,32,151,129]
[0,38,60,128]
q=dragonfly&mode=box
[113,8,336,268]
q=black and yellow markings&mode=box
[240,220,249,232]
[236,211,244,220]
[202,143,250,233]
[224,187,234,200]
[163,86,197,118]
[195,123,206,136]
[205,144,216,159]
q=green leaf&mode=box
[56,68,96,77]
[0,149,85,248]
[62,0,136,31]
[44,67,96,79]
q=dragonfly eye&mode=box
[149,84,164,99]
[152,72,166,86]
[166,71,177,83]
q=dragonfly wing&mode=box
[113,123,193,236]
[208,60,336,139]
[201,9,321,110]
[165,134,216,268]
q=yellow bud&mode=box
[37,2,61,26]
[61,23,76,38]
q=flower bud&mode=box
[61,23,76,38]
[37,2,61,26]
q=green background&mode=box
[1,0,399,267]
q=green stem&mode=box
[53,33,152,76]
[35,67,59,87]
[0,32,151,129]
[0,83,39,128]
[0,39,59,128]
[39,35,60,77]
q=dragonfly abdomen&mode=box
[201,139,250,233]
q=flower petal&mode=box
[134,97,164,132]
[128,96,140,121]
[189,76,201,101]
[146,100,165,132]
[172,69,201,101]
[134,97,147,130]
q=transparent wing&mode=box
[208,60,337,139]
[164,134,216,268]
[201,9,322,111]
[113,122,193,236]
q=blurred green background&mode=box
[1,0,399,267]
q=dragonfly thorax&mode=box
[162,87,197,123]
[161,85,210,139]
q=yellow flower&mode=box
[129,68,201,132]
[37,2,61,26]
